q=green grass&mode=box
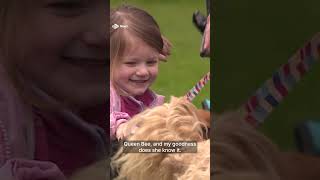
[214,0,320,150]
[111,0,210,108]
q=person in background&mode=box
[0,0,108,179]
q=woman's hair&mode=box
[0,1,20,65]
[110,5,171,87]
[0,2,61,110]
[0,1,26,97]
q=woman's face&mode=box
[12,0,108,108]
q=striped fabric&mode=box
[186,72,211,102]
[243,33,320,127]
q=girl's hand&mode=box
[116,123,127,140]
[116,123,138,140]
[159,35,172,61]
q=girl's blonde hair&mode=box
[110,5,171,91]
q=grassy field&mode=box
[111,0,210,108]
[213,0,320,150]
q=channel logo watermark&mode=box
[112,24,128,29]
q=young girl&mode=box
[0,0,108,179]
[110,5,172,140]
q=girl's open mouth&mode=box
[129,79,149,84]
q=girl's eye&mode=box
[147,60,157,66]
[124,61,137,66]
[47,1,87,17]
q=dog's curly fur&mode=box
[70,100,320,180]
[213,111,320,180]
[111,97,210,180]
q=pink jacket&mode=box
[110,82,165,140]
[0,64,61,179]
[0,64,35,165]
[0,64,106,179]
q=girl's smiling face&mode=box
[113,36,160,97]
[9,0,108,108]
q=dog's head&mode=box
[121,97,209,141]
[112,97,210,180]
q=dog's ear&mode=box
[196,109,211,127]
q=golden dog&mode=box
[111,97,210,180]
[213,111,320,180]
